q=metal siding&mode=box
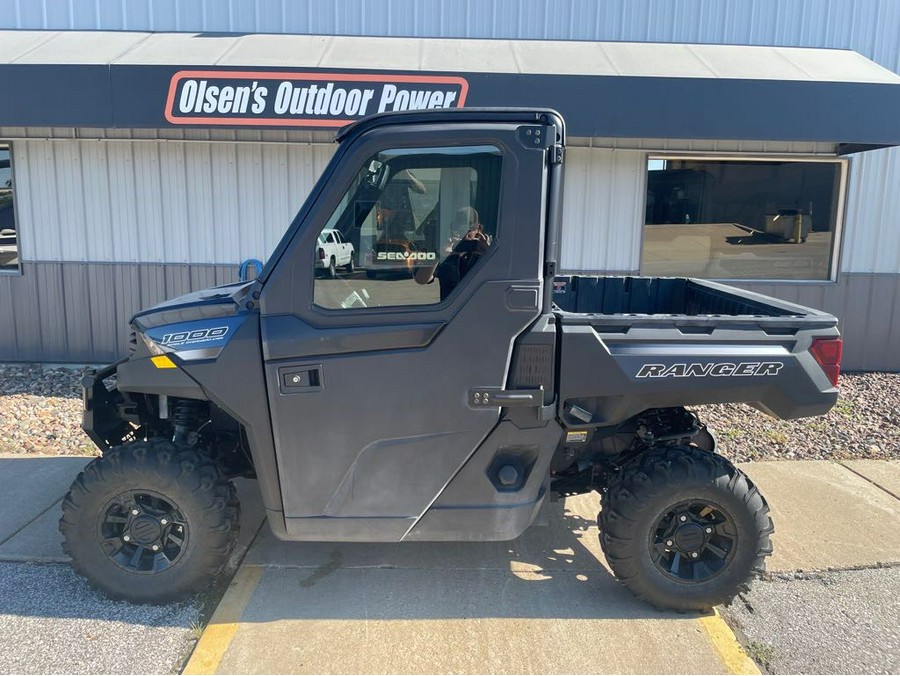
[3,0,898,274]
[560,147,643,273]
[0,1,894,71]
[2,1,900,365]
[843,148,900,274]
[2,263,898,369]
[734,275,900,372]
[10,137,336,266]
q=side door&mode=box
[259,119,555,541]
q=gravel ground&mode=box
[0,365,94,456]
[0,561,200,675]
[0,363,898,461]
[696,371,900,462]
[724,566,900,675]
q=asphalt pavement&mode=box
[725,566,900,675]
[0,454,265,675]
[0,561,200,675]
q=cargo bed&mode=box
[551,276,840,425]
[552,276,837,331]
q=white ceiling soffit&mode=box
[1,31,898,85]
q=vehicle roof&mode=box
[335,108,565,145]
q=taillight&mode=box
[810,337,842,387]
[318,247,325,260]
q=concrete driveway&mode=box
[185,492,751,675]
[4,455,898,674]
[185,459,900,675]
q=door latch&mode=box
[278,365,323,393]
[469,387,544,408]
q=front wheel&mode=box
[599,445,772,611]
[59,439,240,604]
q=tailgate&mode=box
[554,311,841,427]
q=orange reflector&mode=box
[151,355,177,369]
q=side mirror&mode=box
[365,160,387,189]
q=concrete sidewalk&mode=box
[184,459,900,675]
[0,453,267,675]
[193,492,738,675]
[0,455,92,560]
[2,456,898,674]
[0,454,265,563]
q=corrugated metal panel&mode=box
[0,1,897,72]
[572,138,838,155]
[3,2,900,273]
[12,137,336,265]
[842,147,900,274]
[0,261,239,362]
[560,147,644,273]
[733,274,900,372]
[1,262,897,369]
[12,133,896,274]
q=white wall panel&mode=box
[13,138,336,265]
[3,0,899,273]
[1,1,897,72]
[559,147,644,273]
[843,148,900,274]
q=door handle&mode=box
[468,388,543,408]
[278,365,323,393]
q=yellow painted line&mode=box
[182,566,263,675]
[697,608,762,675]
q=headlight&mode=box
[139,331,166,356]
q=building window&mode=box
[0,143,18,273]
[313,145,502,309]
[642,156,847,281]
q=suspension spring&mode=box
[172,398,206,445]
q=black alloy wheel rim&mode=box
[648,499,737,583]
[98,490,188,574]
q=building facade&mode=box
[1,0,899,369]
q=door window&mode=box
[313,145,502,309]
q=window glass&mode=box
[0,144,18,273]
[641,157,845,281]
[314,145,502,309]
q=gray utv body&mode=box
[82,108,839,544]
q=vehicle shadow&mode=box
[238,494,688,623]
[0,455,687,625]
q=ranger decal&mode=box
[636,362,785,378]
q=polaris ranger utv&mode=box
[62,109,842,610]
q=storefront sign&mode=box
[164,71,469,127]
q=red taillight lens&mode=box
[318,247,325,260]
[810,337,842,387]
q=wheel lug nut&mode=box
[160,519,168,525]
[705,527,712,534]
[123,535,131,542]
[666,540,674,547]
[679,515,687,522]
[152,545,159,551]
[691,552,699,558]
[131,509,140,516]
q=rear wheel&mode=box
[328,257,336,278]
[60,439,240,604]
[599,445,772,611]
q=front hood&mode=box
[132,280,253,329]
[131,281,255,360]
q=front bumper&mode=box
[81,358,131,451]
